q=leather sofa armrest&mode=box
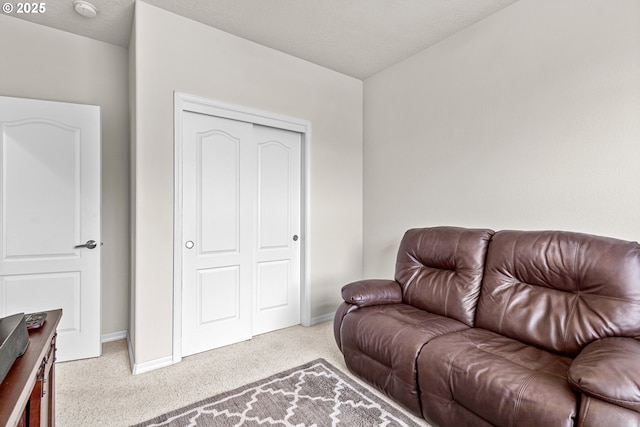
[341,279,402,307]
[333,302,358,352]
[568,337,640,413]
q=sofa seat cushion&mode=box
[418,328,578,427]
[340,303,469,416]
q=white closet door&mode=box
[181,112,254,357]
[181,113,302,357]
[253,125,301,335]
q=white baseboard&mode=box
[101,330,128,343]
[115,311,335,375]
[126,333,173,375]
[132,355,173,375]
[310,311,335,325]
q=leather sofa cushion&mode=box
[340,303,469,416]
[476,230,640,356]
[568,337,640,413]
[395,226,494,326]
[418,328,578,427]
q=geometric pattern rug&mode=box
[132,358,424,427]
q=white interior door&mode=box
[181,112,301,357]
[0,96,101,362]
[253,125,301,335]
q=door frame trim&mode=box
[172,92,312,363]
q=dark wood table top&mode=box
[0,309,62,427]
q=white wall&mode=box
[131,2,363,364]
[363,0,640,277]
[0,15,131,336]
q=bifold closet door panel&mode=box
[181,112,254,357]
[252,124,301,335]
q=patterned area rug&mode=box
[133,358,423,427]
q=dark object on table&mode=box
[24,312,47,329]
[0,313,29,384]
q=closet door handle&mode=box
[292,235,299,241]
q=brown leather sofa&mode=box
[334,226,640,426]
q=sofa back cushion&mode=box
[395,226,494,326]
[475,230,640,357]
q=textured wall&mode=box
[363,0,640,277]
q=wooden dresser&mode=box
[0,309,62,427]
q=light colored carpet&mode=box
[55,320,428,426]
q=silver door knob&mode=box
[185,241,194,249]
[75,240,97,249]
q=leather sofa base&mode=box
[340,303,468,416]
[577,396,640,427]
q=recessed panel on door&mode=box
[258,142,290,250]
[2,272,80,333]
[198,266,240,324]
[2,121,79,259]
[256,260,290,311]
[199,131,239,255]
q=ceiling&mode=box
[7,0,519,79]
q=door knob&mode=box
[185,241,194,249]
[74,240,97,249]
[292,235,299,241]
